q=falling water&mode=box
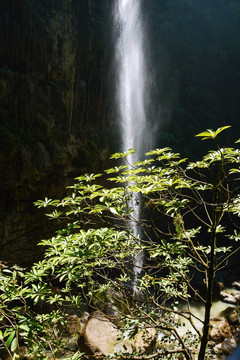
[114,0,149,159]
[113,0,150,287]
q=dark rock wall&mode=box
[146,0,240,156]
[1,0,240,265]
[0,0,114,265]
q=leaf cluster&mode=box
[1,127,240,360]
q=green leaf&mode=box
[75,173,102,182]
[5,331,15,348]
[110,148,135,159]
[145,147,171,156]
[105,165,128,174]
[161,239,168,248]
[229,168,240,174]
[109,207,119,215]
[19,324,30,332]
[46,210,62,219]
[195,126,231,140]
[11,337,18,352]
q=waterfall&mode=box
[113,0,150,289]
[114,0,149,160]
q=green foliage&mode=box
[195,125,231,140]
[1,127,240,359]
[0,264,67,359]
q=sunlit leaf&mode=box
[195,126,231,140]
[11,337,18,352]
[5,331,15,348]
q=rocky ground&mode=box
[42,281,240,359]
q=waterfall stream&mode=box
[113,0,150,288]
[113,0,148,159]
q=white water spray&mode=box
[113,0,150,284]
[114,0,149,159]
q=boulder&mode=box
[77,311,120,356]
[220,291,231,299]
[220,307,239,325]
[62,313,90,352]
[51,313,90,354]
[209,317,232,343]
[232,282,240,290]
[114,340,133,354]
[133,327,156,353]
[77,310,157,357]
[224,296,238,305]
[231,291,240,303]
[232,326,240,345]
[113,328,156,355]
[220,291,237,305]
[220,337,238,355]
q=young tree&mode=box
[1,126,240,359]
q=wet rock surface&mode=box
[209,317,233,343]
[220,307,239,325]
[211,281,240,359]
[221,290,240,305]
[77,310,156,358]
[78,310,120,356]
[0,0,112,265]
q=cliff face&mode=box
[0,0,113,265]
[1,0,240,265]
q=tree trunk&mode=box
[198,188,218,360]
